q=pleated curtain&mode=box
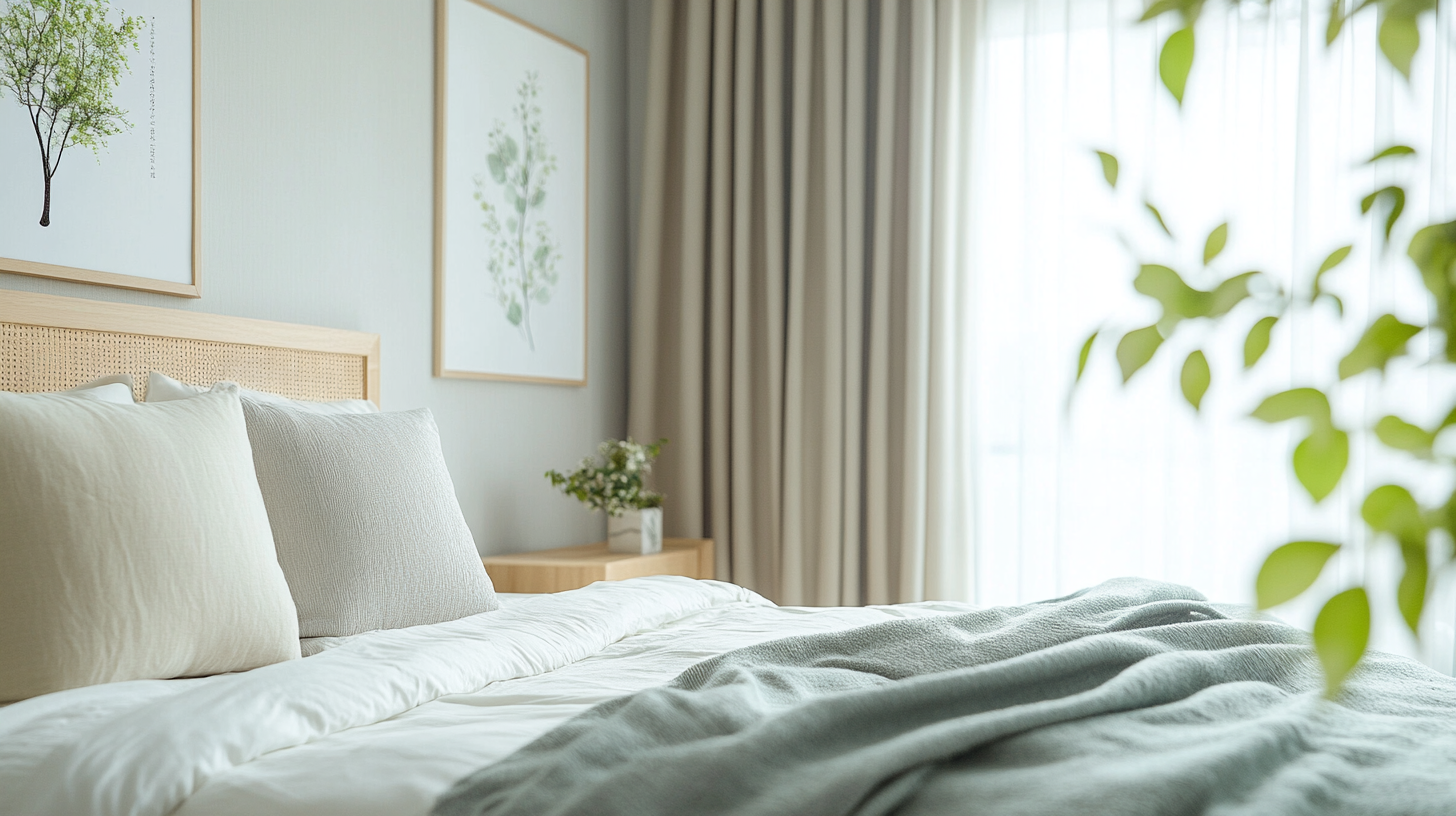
[629,0,976,606]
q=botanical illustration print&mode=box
[0,0,142,226]
[474,71,561,352]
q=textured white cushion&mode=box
[0,386,301,702]
[66,373,138,403]
[240,401,499,638]
[145,370,377,414]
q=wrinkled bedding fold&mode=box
[434,578,1456,816]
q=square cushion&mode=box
[240,401,499,638]
[0,386,300,702]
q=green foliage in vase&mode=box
[0,0,142,227]
[474,71,561,352]
[546,438,667,517]
[1078,0,1453,696]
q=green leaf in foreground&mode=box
[1251,387,1332,426]
[1180,350,1210,410]
[1076,331,1098,383]
[1312,244,1352,303]
[1365,145,1416,163]
[1361,484,1424,540]
[1145,202,1173,238]
[1117,325,1164,382]
[1313,587,1370,698]
[1095,151,1119,188]
[1294,428,1349,502]
[1256,540,1340,609]
[1378,13,1419,80]
[1325,0,1345,45]
[1337,313,1422,380]
[1409,220,1456,360]
[1203,222,1228,265]
[1159,27,1195,106]
[1244,316,1278,369]
[1397,546,1428,635]
[1373,415,1433,457]
[1360,186,1406,243]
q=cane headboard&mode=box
[0,290,380,405]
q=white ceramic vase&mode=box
[607,507,663,554]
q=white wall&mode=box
[0,0,635,556]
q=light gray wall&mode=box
[0,0,636,556]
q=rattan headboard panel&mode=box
[0,291,380,405]
[0,324,365,402]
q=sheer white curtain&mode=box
[965,0,1456,670]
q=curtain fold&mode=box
[630,0,974,605]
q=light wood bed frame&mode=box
[0,291,380,405]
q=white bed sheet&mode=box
[0,578,974,816]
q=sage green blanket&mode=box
[434,578,1456,816]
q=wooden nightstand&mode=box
[482,538,715,593]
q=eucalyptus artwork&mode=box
[546,438,667,518]
[475,71,562,352]
[0,0,142,227]
[1078,0,1454,695]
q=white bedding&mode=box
[0,577,975,816]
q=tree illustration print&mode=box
[475,71,561,352]
[0,0,143,227]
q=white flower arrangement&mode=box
[545,438,666,517]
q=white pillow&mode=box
[240,401,500,638]
[0,385,301,702]
[7,373,138,404]
[144,370,377,414]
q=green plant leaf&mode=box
[1360,186,1406,242]
[1361,484,1427,549]
[1208,271,1258,317]
[505,300,523,326]
[1378,13,1419,79]
[1325,0,1345,45]
[1159,27,1195,106]
[487,153,506,184]
[1313,587,1370,698]
[1076,331,1098,383]
[1317,245,1353,276]
[1373,415,1434,456]
[1408,220,1456,361]
[1145,202,1174,238]
[1294,428,1348,502]
[1095,151,1119,188]
[1397,545,1428,635]
[1312,244,1352,305]
[1203,222,1228,265]
[1337,313,1422,380]
[1139,0,1182,22]
[1116,325,1164,383]
[1244,316,1278,368]
[1251,387,1332,426]
[1256,540,1340,609]
[1365,144,1416,163]
[1180,350,1210,410]
[1134,264,1200,317]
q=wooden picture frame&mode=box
[0,0,201,298]
[433,0,589,386]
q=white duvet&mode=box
[0,577,974,816]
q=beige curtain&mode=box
[630,0,975,606]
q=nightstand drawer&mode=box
[483,538,714,593]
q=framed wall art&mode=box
[0,0,199,297]
[434,0,588,385]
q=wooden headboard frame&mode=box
[0,291,380,405]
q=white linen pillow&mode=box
[145,370,377,414]
[0,385,301,702]
[5,373,137,404]
[240,401,499,638]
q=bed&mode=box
[2,291,1454,816]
